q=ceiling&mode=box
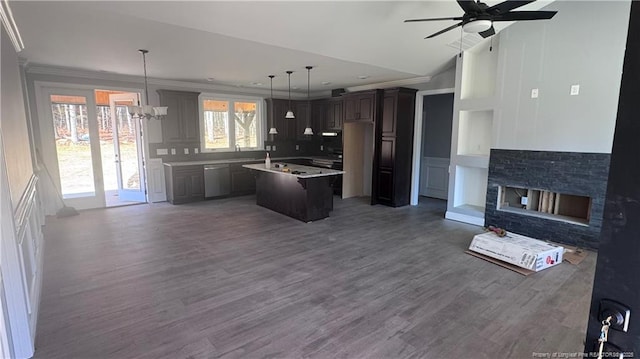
[10,1,550,94]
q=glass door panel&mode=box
[42,88,104,209]
[109,93,146,203]
[49,95,96,198]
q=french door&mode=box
[109,93,146,202]
[39,87,105,209]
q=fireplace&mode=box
[485,150,610,249]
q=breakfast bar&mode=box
[243,163,345,222]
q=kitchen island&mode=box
[243,163,345,222]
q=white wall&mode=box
[494,0,630,153]
[1,27,34,204]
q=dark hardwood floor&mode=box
[34,196,596,358]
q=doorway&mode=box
[419,93,454,200]
[37,86,146,210]
[342,122,374,199]
[98,91,146,206]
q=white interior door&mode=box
[109,93,146,202]
[38,87,105,209]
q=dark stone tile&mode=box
[485,149,610,250]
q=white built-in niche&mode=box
[457,110,493,156]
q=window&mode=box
[200,95,264,152]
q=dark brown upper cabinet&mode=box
[326,98,344,131]
[344,90,378,122]
[158,90,200,144]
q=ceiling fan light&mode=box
[463,19,492,33]
[285,110,295,119]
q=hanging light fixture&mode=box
[268,75,278,135]
[303,66,313,136]
[285,70,295,119]
[128,49,167,120]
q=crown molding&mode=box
[25,64,329,99]
[0,0,25,52]
[345,75,432,93]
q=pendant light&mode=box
[303,66,313,136]
[268,75,278,135]
[128,49,167,120]
[285,70,295,119]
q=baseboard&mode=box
[445,210,485,226]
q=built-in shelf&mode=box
[457,110,493,156]
[497,186,591,226]
[453,165,488,213]
[460,40,499,100]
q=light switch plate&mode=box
[272,145,276,151]
[320,145,324,151]
[170,148,176,155]
[266,145,271,151]
[570,84,580,95]
[156,149,168,155]
[184,148,189,154]
[194,148,199,154]
[296,145,299,150]
[531,89,539,98]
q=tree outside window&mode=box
[202,97,262,151]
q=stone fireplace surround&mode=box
[485,149,610,250]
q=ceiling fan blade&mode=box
[425,22,464,39]
[404,16,464,23]
[478,25,495,38]
[486,0,536,15]
[492,10,557,21]
[457,0,482,13]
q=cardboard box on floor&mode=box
[467,231,564,276]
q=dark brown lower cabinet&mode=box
[230,165,256,195]
[165,165,205,204]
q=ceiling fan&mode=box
[405,0,557,39]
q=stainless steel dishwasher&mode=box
[204,164,230,198]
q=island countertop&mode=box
[243,163,345,178]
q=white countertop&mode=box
[243,163,345,178]
[163,157,311,167]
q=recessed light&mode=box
[250,82,263,86]
[292,86,299,90]
[322,81,331,85]
[358,75,369,80]
[206,77,215,82]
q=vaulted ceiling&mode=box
[10,1,550,93]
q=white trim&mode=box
[26,65,314,99]
[0,131,34,358]
[445,211,485,226]
[410,88,455,206]
[346,76,432,93]
[0,0,24,52]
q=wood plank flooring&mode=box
[34,196,596,358]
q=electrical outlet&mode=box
[194,148,199,154]
[320,145,324,151]
[296,145,299,150]
[531,88,539,98]
[272,145,276,151]
[570,84,580,95]
[521,197,528,205]
[170,148,176,155]
[266,145,271,151]
[184,148,189,155]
